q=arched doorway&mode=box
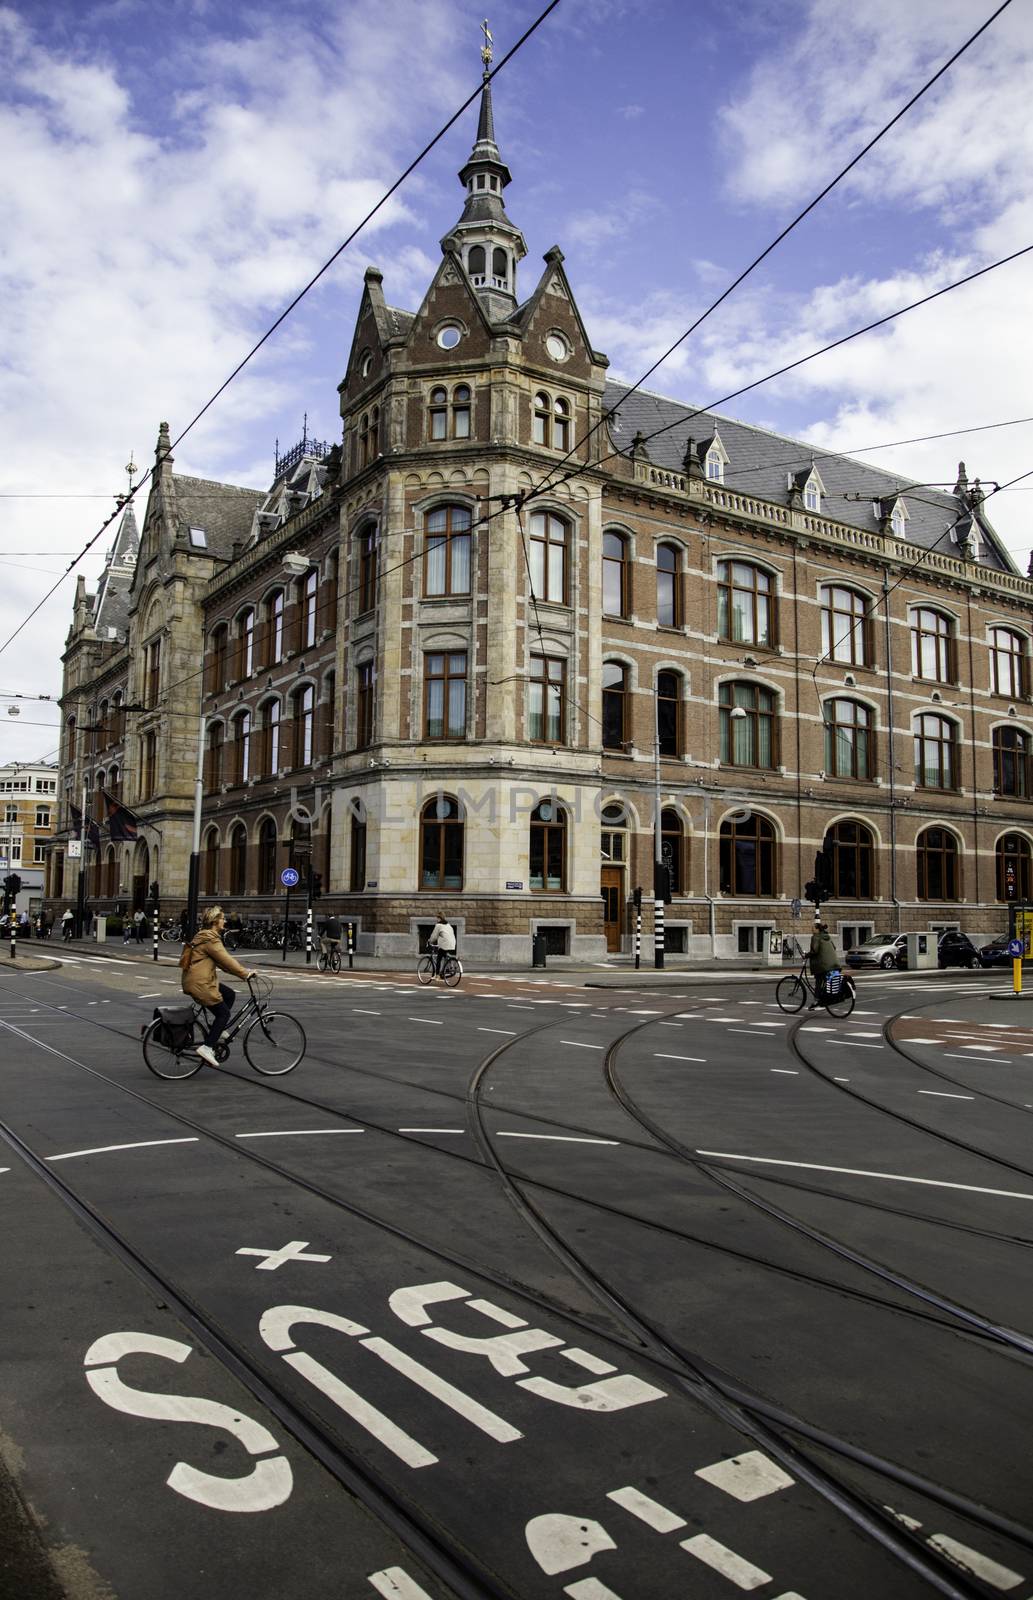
[132,840,150,911]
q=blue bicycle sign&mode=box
[280,867,300,889]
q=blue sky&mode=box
[1,0,1031,762]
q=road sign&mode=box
[280,867,300,889]
[1008,938,1023,958]
[67,841,82,859]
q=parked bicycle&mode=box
[776,962,856,1018]
[417,951,463,987]
[142,973,306,1079]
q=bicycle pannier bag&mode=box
[826,969,842,996]
[153,1006,195,1051]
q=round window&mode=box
[437,325,462,350]
[538,802,553,823]
[545,332,569,362]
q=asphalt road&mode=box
[2,949,1033,1599]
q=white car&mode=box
[846,934,907,970]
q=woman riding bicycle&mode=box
[181,905,255,1067]
[427,912,456,979]
[808,920,839,1010]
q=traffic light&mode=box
[4,873,22,901]
[310,870,323,899]
[149,880,159,904]
[653,862,672,904]
[632,885,642,910]
[804,879,830,906]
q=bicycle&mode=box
[317,941,342,974]
[775,962,856,1018]
[417,951,463,987]
[142,973,307,1079]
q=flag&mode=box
[70,803,101,850]
[101,790,139,842]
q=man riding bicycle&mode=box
[319,913,343,965]
[427,913,456,978]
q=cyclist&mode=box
[181,905,255,1067]
[426,912,456,979]
[808,920,839,1009]
[319,913,343,967]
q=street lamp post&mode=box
[184,710,206,939]
[75,778,88,938]
[653,686,665,970]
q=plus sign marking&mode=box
[236,1239,332,1271]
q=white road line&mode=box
[408,1017,443,1025]
[695,1451,794,1502]
[235,1129,363,1139]
[496,1132,620,1146]
[800,1025,835,1032]
[478,1027,518,1036]
[957,1044,1003,1053]
[944,1053,1013,1064]
[727,1028,762,1036]
[848,1031,882,1038]
[560,1041,605,1050]
[138,993,163,999]
[917,1091,975,1100]
[398,1128,464,1134]
[352,1008,381,1015]
[749,1021,786,1028]
[563,1580,624,1600]
[369,1567,435,1600]
[680,1532,772,1589]
[926,1533,1023,1590]
[507,1004,535,1009]
[903,1038,941,1045]
[770,1069,798,1075]
[833,1076,851,1081]
[839,1040,884,1049]
[696,1150,1033,1201]
[654,1053,706,1063]
[607,1485,686,1531]
[657,1021,682,1027]
[48,1138,199,1162]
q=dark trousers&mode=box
[205,983,236,1046]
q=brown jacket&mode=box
[181,927,250,1006]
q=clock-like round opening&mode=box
[437,325,463,350]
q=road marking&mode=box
[918,1090,975,1100]
[508,1004,535,1009]
[607,1485,686,1531]
[749,1021,786,1028]
[560,1041,605,1050]
[563,1581,624,1600]
[696,1151,1033,1201]
[695,1451,794,1502]
[407,1017,442,1025]
[840,1041,883,1049]
[398,1128,464,1134]
[657,1021,682,1027]
[235,1129,363,1139]
[770,1069,798,1075]
[627,1009,660,1016]
[800,1025,835,1032]
[497,1133,620,1146]
[848,1031,882,1038]
[352,1008,381,1015]
[833,1076,851,1081]
[47,1138,198,1162]
[478,1027,518,1036]
[903,1038,941,1044]
[236,1240,331,1270]
[944,1053,1012,1064]
[728,1028,763,1036]
[369,1568,435,1599]
[926,1533,1022,1590]
[654,1053,706,1063]
[958,1044,1003,1053]
[680,1533,771,1589]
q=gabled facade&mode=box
[53,59,1033,959]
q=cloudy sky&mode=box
[1,0,1031,764]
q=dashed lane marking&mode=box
[944,1053,1012,1064]
[496,1133,620,1146]
[368,1566,435,1599]
[235,1129,363,1139]
[478,1027,518,1036]
[654,1053,707,1063]
[771,1069,798,1075]
[840,1041,884,1049]
[694,1451,794,1502]
[679,1533,772,1590]
[560,1041,605,1050]
[917,1091,975,1100]
[695,1151,1033,1201]
[407,1017,443,1025]
[47,1138,199,1162]
[398,1128,464,1135]
[352,1008,381,1015]
[606,1486,686,1532]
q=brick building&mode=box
[0,761,59,915]
[53,64,1033,959]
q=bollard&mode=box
[634,905,642,970]
[153,921,159,962]
[347,920,354,970]
[306,905,313,966]
[9,921,16,961]
[654,896,665,969]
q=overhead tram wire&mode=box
[0,0,563,666]
[525,0,1014,506]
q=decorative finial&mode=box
[481,17,493,73]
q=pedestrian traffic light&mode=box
[310,870,323,899]
[653,862,671,904]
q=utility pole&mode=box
[653,686,665,969]
[185,710,206,939]
[75,778,87,939]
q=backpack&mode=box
[179,940,196,972]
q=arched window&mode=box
[232,711,251,785]
[911,608,954,682]
[429,387,448,441]
[145,637,161,702]
[205,722,224,791]
[553,397,570,452]
[492,246,508,284]
[294,685,315,766]
[105,846,117,899]
[720,682,777,769]
[452,385,471,440]
[230,824,248,896]
[289,816,310,870]
[424,505,471,596]
[823,820,874,898]
[237,608,255,678]
[529,801,566,892]
[825,700,872,780]
[602,663,627,750]
[358,407,378,467]
[661,808,685,894]
[890,501,907,538]
[717,561,773,646]
[533,392,551,446]
[601,802,627,863]
[804,478,820,512]
[269,590,285,664]
[208,624,229,693]
[349,808,366,891]
[141,731,157,799]
[603,532,627,617]
[303,568,318,650]
[656,545,681,628]
[706,448,724,483]
[720,813,776,896]
[529,655,565,744]
[94,770,105,822]
[821,586,870,666]
[257,819,278,895]
[917,827,958,900]
[420,796,464,890]
[260,700,280,777]
[111,693,124,744]
[468,244,486,279]
[99,701,110,747]
[529,511,568,603]
[66,717,76,762]
[108,765,120,801]
[358,524,378,613]
[997,833,1032,901]
[657,672,681,757]
[203,828,220,895]
[424,651,467,740]
[914,713,957,789]
[993,726,1031,798]
[991,627,1027,698]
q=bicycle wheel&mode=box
[317,950,328,971]
[417,955,436,985]
[329,947,342,974]
[143,1018,203,1079]
[442,957,462,988]
[775,975,808,1014]
[244,1011,306,1075]
[825,979,856,1019]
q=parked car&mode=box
[978,934,1014,968]
[937,930,981,969]
[846,934,907,970]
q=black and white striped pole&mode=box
[152,917,158,963]
[634,887,642,970]
[653,687,665,969]
[347,920,355,970]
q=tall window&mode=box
[994,726,1031,798]
[661,808,685,894]
[359,408,378,467]
[657,672,680,757]
[529,801,566,891]
[66,717,76,762]
[358,525,378,613]
[295,685,315,766]
[233,711,251,785]
[424,505,471,596]
[603,533,627,617]
[468,244,486,279]
[452,386,471,439]
[914,713,957,790]
[146,638,161,703]
[706,449,724,483]
[533,392,551,446]
[912,608,954,682]
[349,810,366,891]
[260,700,280,776]
[420,796,464,890]
[601,803,627,863]
[529,656,565,744]
[821,586,870,666]
[917,827,958,900]
[238,609,255,678]
[719,814,776,896]
[111,694,124,744]
[602,663,627,750]
[98,701,110,747]
[429,387,448,440]
[823,820,874,898]
[656,545,681,628]
[230,824,248,896]
[717,561,772,646]
[141,731,156,798]
[209,625,228,691]
[529,512,568,603]
[991,628,1026,698]
[303,569,318,649]
[825,700,872,780]
[270,591,285,664]
[720,682,777,769]
[206,722,224,791]
[257,818,278,894]
[321,674,336,760]
[356,663,374,749]
[997,833,1032,901]
[424,652,467,740]
[553,398,570,451]
[204,829,220,895]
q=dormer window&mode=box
[805,480,820,512]
[706,451,723,482]
[891,501,907,537]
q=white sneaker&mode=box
[195,1044,219,1067]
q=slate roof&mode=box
[93,503,139,640]
[384,306,415,339]
[603,382,1016,575]
[172,474,265,558]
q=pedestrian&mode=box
[426,911,456,979]
[180,905,254,1069]
[808,921,839,1009]
[34,913,43,940]
[43,911,52,940]
[133,907,144,944]
[61,907,74,942]
[18,910,29,940]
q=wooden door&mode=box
[600,866,623,953]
